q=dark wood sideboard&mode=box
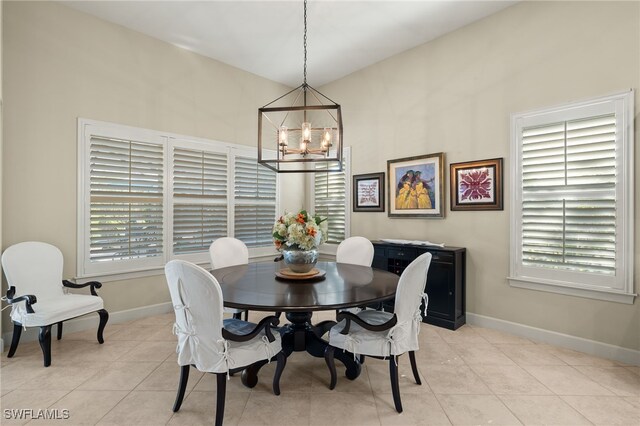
[372,241,466,330]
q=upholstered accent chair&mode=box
[165,260,285,426]
[209,237,250,321]
[325,252,432,413]
[2,242,109,367]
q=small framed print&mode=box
[450,158,503,211]
[388,152,445,218]
[353,172,385,212]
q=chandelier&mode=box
[258,0,343,173]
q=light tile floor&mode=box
[1,311,638,425]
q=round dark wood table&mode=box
[211,261,399,387]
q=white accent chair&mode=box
[325,252,432,413]
[209,237,250,321]
[1,242,109,367]
[165,260,285,426]
[336,236,375,267]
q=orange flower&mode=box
[307,228,317,237]
[274,240,282,249]
[296,213,306,224]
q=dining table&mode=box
[211,260,400,388]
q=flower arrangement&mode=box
[272,210,328,251]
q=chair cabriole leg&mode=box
[97,309,109,344]
[215,372,227,426]
[7,323,22,358]
[324,345,337,390]
[389,355,402,413]
[39,325,52,367]
[173,365,190,412]
[409,351,421,385]
[273,351,286,395]
[57,322,63,340]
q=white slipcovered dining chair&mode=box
[209,237,249,321]
[1,242,109,367]
[336,236,375,267]
[165,260,285,426]
[325,252,432,413]
[336,236,375,315]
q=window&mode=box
[509,91,634,303]
[171,145,228,255]
[312,147,351,244]
[78,120,278,278]
[233,153,277,248]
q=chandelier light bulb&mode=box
[322,128,332,150]
[279,126,288,146]
[302,122,311,142]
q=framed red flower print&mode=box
[450,158,503,211]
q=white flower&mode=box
[273,209,328,251]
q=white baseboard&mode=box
[466,312,640,366]
[1,302,173,347]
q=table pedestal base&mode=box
[241,312,362,388]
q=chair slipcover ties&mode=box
[9,302,30,331]
[337,292,429,362]
[0,296,22,329]
[171,277,279,380]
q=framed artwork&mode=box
[450,158,503,211]
[353,172,385,212]
[387,152,445,218]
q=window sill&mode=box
[75,253,279,284]
[508,276,636,304]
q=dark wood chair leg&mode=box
[97,309,109,344]
[39,325,52,367]
[324,345,337,390]
[7,323,22,358]
[389,355,403,413]
[409,351,421,385]
[57,322,63,340]
[243,310,249,321]
[172,365,190,412]
[215,372,227,426]
[273,352,286,396]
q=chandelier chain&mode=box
[303,0,307,85]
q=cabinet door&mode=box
[372,246,388,270]
[425,261,454,320]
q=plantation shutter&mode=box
[315,160,346,243]
[172,147,228,254]
[521,114,617,275]
[234,156,277,247]
[89,137,164,261]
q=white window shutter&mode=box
[233,156,277,247]
[510,91,634,303]
[314,160,347,243]
[521,114,617,275]
[89,137,164,261]
[172,147,228,254]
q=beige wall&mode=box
[322,1,639,350]
[2,1,303,333]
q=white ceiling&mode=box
[63,0,517,87]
